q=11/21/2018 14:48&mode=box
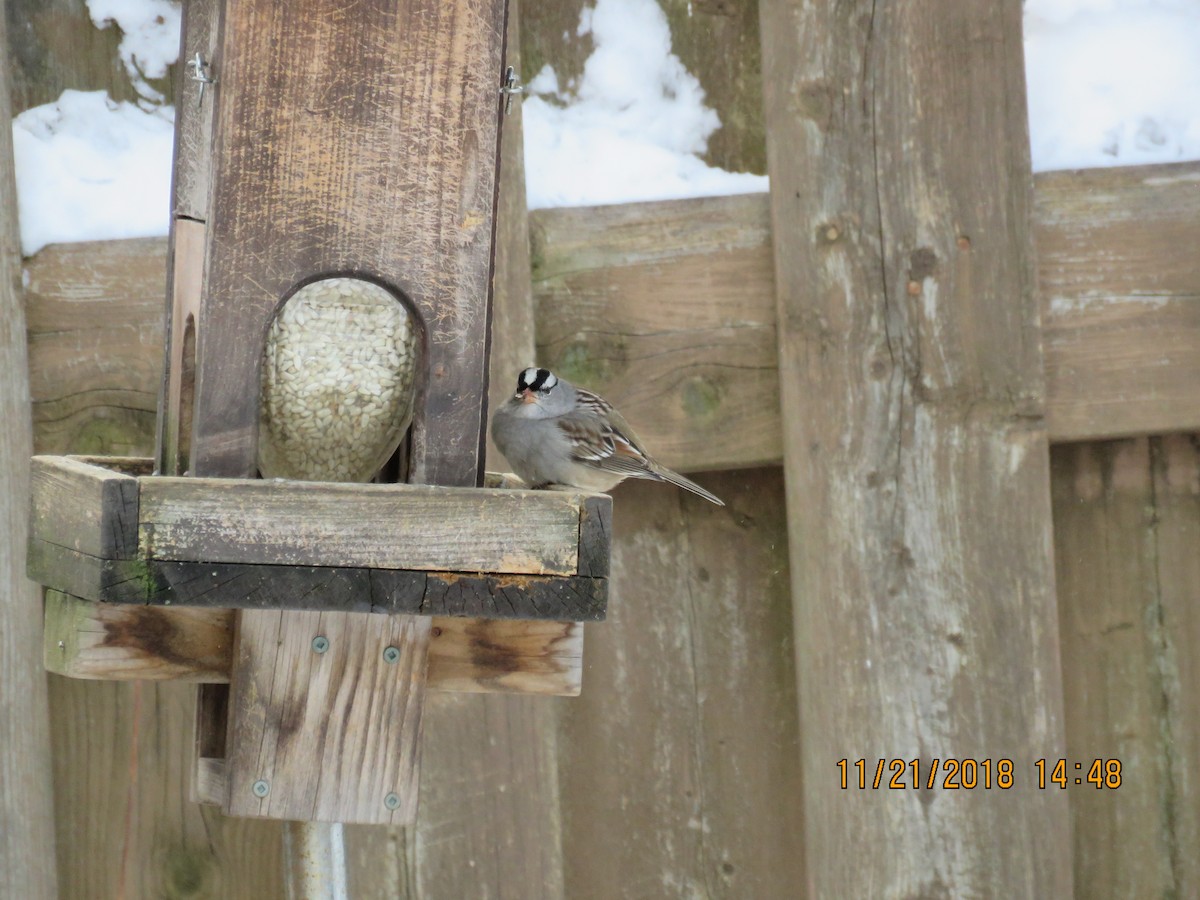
[836,758,1123,790]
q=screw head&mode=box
[384,792,401,810]
[312,636,330,654]
[252,779,270,798]
[382,645,401,664]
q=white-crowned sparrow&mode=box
[491,367,724,506]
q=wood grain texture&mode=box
[171,0,219,222]
[45,589,233,683]
[23,154,1200,474]
[559,470,805,898]
[761,0,1070,894]
[1037,163,1200,441]
[532,194,778,473]
[1052,436,1200,899]
[24,237,166,455]
[225,610,430,824]
[377,6,571,894]
[0,3,58,891]
[47,677,285,899]
[29,454,139,557]
[139,476,586,574]
[194,0,507,484]
[43,590,585,694]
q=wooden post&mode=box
[0,4,59,895]
[760,0,1072,894]
[154,0,510,832]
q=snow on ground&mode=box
[12,91,174,256]
[521,0,767,208]
[10,0,1200,253]
[1025,0,1200,171]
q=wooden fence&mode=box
[3,0,1199,897]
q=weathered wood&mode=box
[1151,434,1200,899]
[1037,163,1200,441]
[533,194,778,473]
[31,549,608,619]
[0,3,58,892]
[158,218,205,476]
[24,156,1200,471]
[139,475,586,575]
[171,0,220,222]
[47,678,285,898]
[529,162,1200,468]
[29,454,139,557]
[24,237,166,455]
[761,0,1070,894]
[44,590,584,694]
[560,470,806,896]
[45,589,233,682]
[225,610,430,824]
[1052,436,1200,898]
[193,0,506,484]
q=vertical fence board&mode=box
[762,0,1071,893]
[559,469,804,898]
[1152,435,1200,899]
[1052,435,1200,898]
[1052,439,1174,897]
[0,2,58,893]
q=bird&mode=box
[491,367,724,506]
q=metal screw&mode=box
[186,52,216,109]
[252,779,270,798]
[499,65,523,115]
[312,636,330,654]
[382,646,401,664]
[384,793,401,810]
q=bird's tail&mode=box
[651,464,725,506]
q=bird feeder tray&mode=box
[27,455,609,621]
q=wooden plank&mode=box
[1037,163,1200,441]
[43,591,584,694]
[47,677,286,898]
[29,455,139,558]
[45,589,233,682]
[24,237,166,456]
[22,157,1200,472]
[382,6,572,895]
[1151,434,1200,899]
[225,610,430,824]
[139,476,585,575]
[532,194,779,473]
[29,542,607,619]
[193,0,506,484]
[171,0,220,222]
[761,0,1070,895]
[1051,438,1195,896]
[529,161,1200,468]
[559,470,805,897]
[0,3,58,892]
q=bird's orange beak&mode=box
[521,389,537,404]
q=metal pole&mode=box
[284,821,349,900]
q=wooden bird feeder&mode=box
[25,0,609,833]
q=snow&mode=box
[9,0,1200,254]
[1025,0,1200,171]
[85,0,182,103]
[522,0,767,208]
[12,91,175,256]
